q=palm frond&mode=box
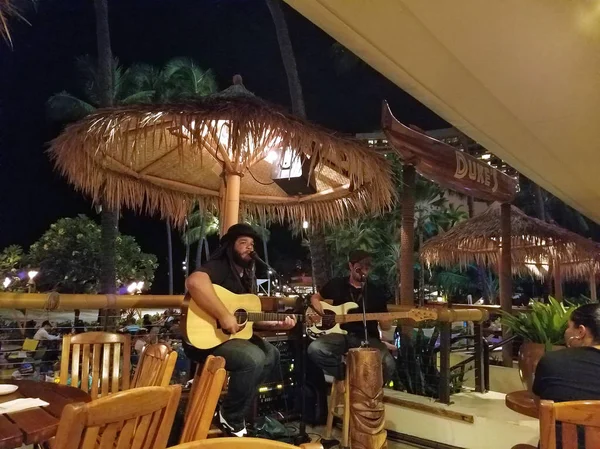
[46,92,95,122]
[120,91,156,105]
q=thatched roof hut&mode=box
[49,77,395,229]
[421,202,600,281]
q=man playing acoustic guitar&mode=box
[184,223,296,437]
[308,250,396,390]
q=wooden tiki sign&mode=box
[382,101,518,203]
[348,347,387,449]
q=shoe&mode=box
[218,409,247,437]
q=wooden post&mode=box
[399,165,416,306]
[500,203,513,367]
[590,268,597,302]
[347,348,387,449]
[553,261,563,301]
[220,173,241,235]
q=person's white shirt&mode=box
[33,327,61,341]
[134,338,147,354]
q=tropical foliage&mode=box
[47,55,155,122]
[0,245,26,291]
[501,297,577,347]
[324,161,467,298]
[27,215,157,293]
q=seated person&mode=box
[33,320,61,341]
[184,224,296,437]
[308,250,396,389]
[533,303,600,401]
[533,303,600,449]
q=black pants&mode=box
[184,335,280,427]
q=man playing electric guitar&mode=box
[184,223,296,437]
[308,250,396,388]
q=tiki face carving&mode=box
[347,347,387,448]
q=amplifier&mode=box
[251,336,301,421]
[252,381,299,422]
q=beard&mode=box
[232,249,253,269]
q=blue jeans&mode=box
[185,335,280,427]
[307,333,396,383]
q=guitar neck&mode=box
[335,311,428,324]
[245,312,299,322]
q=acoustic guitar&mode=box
[306,301,438,340]
[182,285,302,349]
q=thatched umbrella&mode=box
[0,0,27,47]
[49,77,395,232]
[421,202,600,300]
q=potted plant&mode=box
[501,297,577,391]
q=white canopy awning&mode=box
[285,0,600,222]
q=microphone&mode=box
[356,268,367,282]
[249,251,278,275]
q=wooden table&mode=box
[0,380,91,449]
[505,390,538,418]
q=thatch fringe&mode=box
[49,96,395,228]
[421,202,600,280]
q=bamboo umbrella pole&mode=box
[500,202,513,367]
[553,261,563,301]
[221,173,241,235]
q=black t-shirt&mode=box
[319,277,389,339]
[197,258,252,294]
[532,347,600,402]
[532,347,600,449]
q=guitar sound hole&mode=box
[316,310,336,331]
[234,309,248,326]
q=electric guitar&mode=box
[182,285,303,349]
[305,301,438,340]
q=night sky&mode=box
[0,0,447,293]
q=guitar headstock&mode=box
[407,308,438,322]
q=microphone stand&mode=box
[359,275,370,348]
[252,254,311,445]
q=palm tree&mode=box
[265,0,330,289]
[93,0,117,326]
[47,56,155,121]
[47,55,155,312]
[137,59,217,291]
[182,207,219,270]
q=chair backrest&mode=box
[22,338,39,351]
[53,385,182,449]
[180,355,227,443]
[131,343,177,388]
[60,331,131,399]
[169,438,322,449]
[539,399,600,449]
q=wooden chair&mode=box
[53,385,182,449]
[180,355,227,443]
[512,399,600,449]
[324,362,350,448]
[59,332,131,399]
[131,343,177,388]
[168,437,322,449]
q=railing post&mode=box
[438,322,451,404]
[473,322,486,393]
[483,336,490,392]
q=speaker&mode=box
[271,149,317,195]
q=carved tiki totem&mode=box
[347,347,387,449]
